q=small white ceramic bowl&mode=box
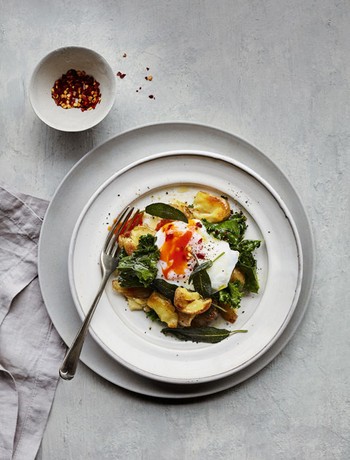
[29,46,116,132]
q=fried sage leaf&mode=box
[145,203,188,222]
[161,327,247,344]
[189,260,213,283]
[191,269,212,298]
[152,279,177,301]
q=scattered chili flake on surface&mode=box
[51,69,101,111]
[116,71,126,79]
[148,94,155,99]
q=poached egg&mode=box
[155,219,239,292]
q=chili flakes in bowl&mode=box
[30,46,116,131]
[51,69,101,111]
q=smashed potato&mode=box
[219,306,238,323]
[192,191,231,223]
[112,280,152,299]
[127,297,148,311]
[191,306,219,328]
[177,311,197,327]
[147,291,178,328]
[174,287,212,315]
[171,199,194,220]
[230,268,245,286]
[118,225,155,255]
[112,280,152,311]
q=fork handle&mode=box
[59,274,110,380]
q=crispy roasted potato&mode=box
[230,268,245,286]
[118,225,155,255]
[177,311,197,327]
[191,306,219,327]
[127,297,148,311]
[192,191,231,223]
[174,287,212,315]
[147,291,178,328]
[112,280,152,299]
[219,306,238,324]
[170,199,194,219]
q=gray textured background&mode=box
[1,0,349,459]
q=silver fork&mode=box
[59,206,138,380]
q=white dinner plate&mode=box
[38,122,314,398]
[68,152,302,384]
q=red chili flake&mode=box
[117,71,126,79]
[51,69,101,111]
[197,253,205,259]
[155,219,173,231]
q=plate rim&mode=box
[38,121,315,398]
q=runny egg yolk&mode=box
[158,222,193,279]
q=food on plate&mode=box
[192,191,231,223]
[111,191,261,343]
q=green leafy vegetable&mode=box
[236,252,260,293]
[161,327,248,343]
[152,279,177,301]
[117,234,160,288]
[146,310,160,322]
[189,259,213,282]
[189,252,224,284]
[204,213,247,248]
[204,212,261,293]
[145,203,188,222]
[237,239,261,254]
[192,269,212,298]
[216,281,243,309]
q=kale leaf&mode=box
[117,234,160,288]
[204,212,261,294]
[215,281,243,310]
[236,251,260,294]
[204,212,247,248]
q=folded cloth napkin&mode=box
[0,186,66,460]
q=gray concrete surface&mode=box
[1,0,349,459]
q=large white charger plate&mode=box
[38,122,314,398]
[68,152,302,384]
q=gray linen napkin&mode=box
[0,186,66,460]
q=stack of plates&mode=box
[39,123,314,398]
